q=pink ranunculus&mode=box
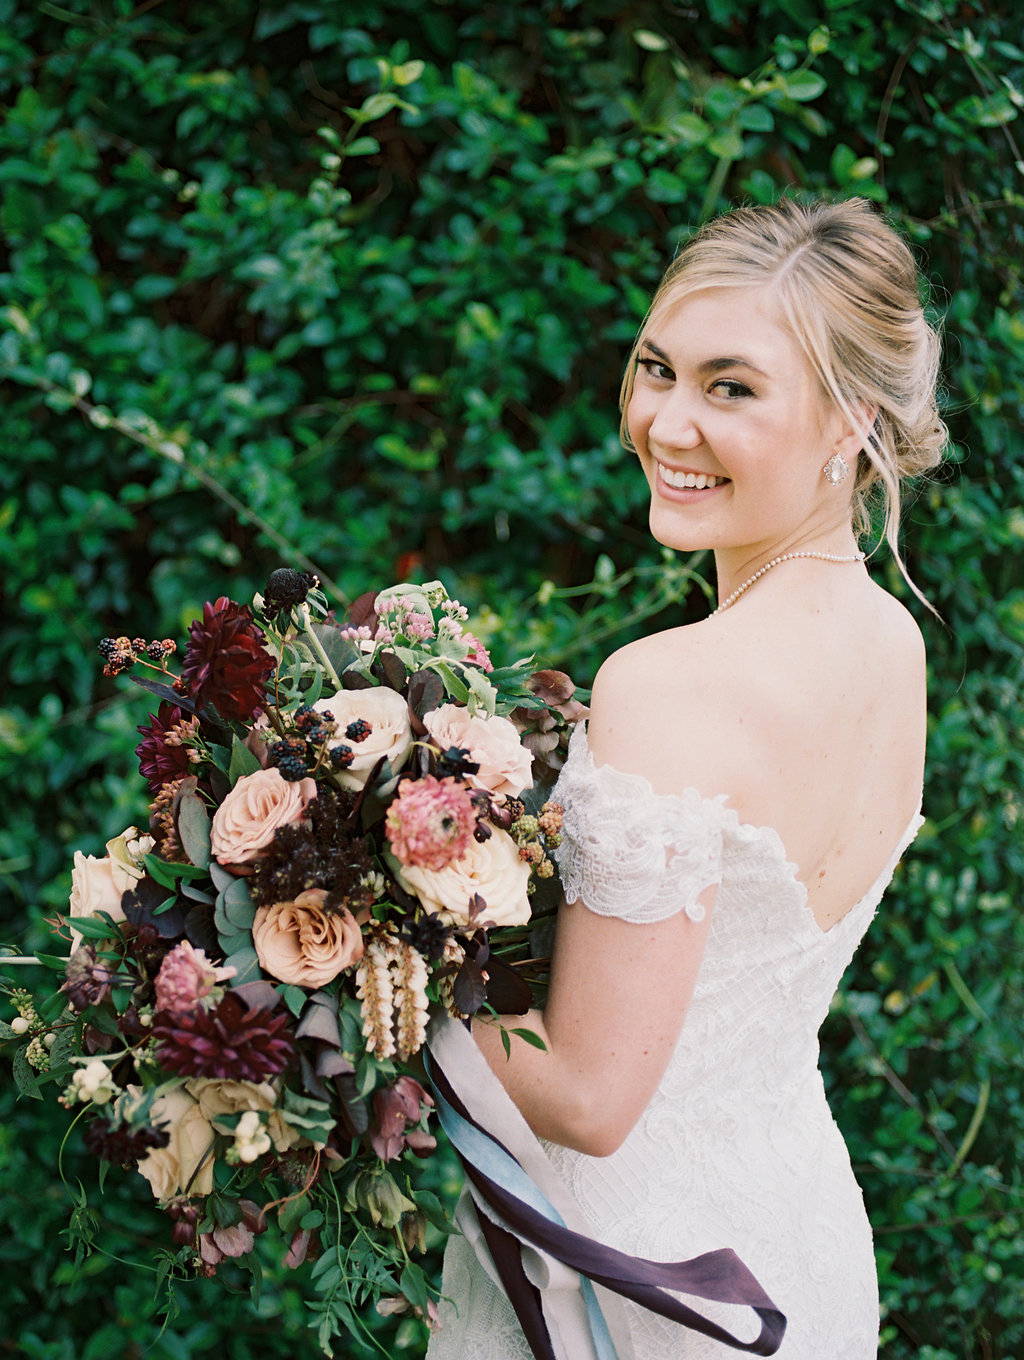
[422,704,533,799]
[386,825,531,928]
[210,768,317,866]
[385,775,477,871]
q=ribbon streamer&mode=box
[426,1018,786,1360]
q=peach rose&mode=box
[252,887,365,988]
[135,1086,216,1200]
[186,1077,300,1154]
[210,768,317,866]
[313,686,413,790]
[422,704,533,799]
[387,825,531,927]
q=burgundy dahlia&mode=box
[136,701,195,793]
[152,990,294,1081]
[181,597,276,722]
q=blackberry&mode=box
[345,719,372,743]
[98,636,137,676]
[268,737,309,781]
[330,744,354,769]
[132,637,147,653]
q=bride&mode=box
[427,196,946,1359]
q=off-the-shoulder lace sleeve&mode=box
[550,724,727,925]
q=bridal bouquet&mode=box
[3,569,584,1348]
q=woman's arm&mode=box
[473,887,713,1156]
[472,637,722,1157]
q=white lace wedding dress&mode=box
[428,724,923,1360]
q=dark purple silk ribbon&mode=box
[431,1059,787,1358]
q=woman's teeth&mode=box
[660,467,727,490]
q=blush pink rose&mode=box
[252,887,365,988]
[312,686,413,791]
[422,704,533,799]
[210,768,317,866]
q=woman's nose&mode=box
[647,388,702,451]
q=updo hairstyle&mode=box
[619,196,947,587]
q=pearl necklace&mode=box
[712,550,866,615]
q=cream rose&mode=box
[68,824,149,949]
[252,887,365,988]
[135,1086,216,1200]
[186,1077,300,1154]
[313,686,413,791]
[210,767,317,866]
[387,825,531,927]
[422,704,533,799]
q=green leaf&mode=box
[277,1191,311,1235]
[177,789,211,869]
[400,1261,431,1311]
[12,1044,43,1098]
[222,947,261,985]
[228,736,262,784]
[779,69,826,102]
[509,1026,548,1052]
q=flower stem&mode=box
[298,604,343,691]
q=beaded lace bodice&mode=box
[428,723,923,1360]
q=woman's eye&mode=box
[637,357,673,381]
[710,378,753,399]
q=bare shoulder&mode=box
[587,620,750,798]
[586,579,926,805]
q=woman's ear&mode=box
[832,402,880,459]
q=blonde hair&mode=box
[619,196,947,595]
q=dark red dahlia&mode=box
[181,597,276,723]
[152,990,294,1081]
[136,701,194,793]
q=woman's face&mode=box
[626,284,852,558]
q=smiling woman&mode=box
[426,197,947,1360]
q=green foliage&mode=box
[1,0,1022,1355]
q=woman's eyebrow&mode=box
[697,355,769,378]
[639,339,769,379]
[638,340,672,364]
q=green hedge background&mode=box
[1,2,1022,1356]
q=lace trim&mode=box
[552,725,731,925]
[553,724,923,938]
